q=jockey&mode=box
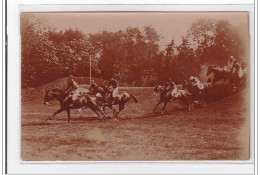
[107,77,119,103]
[89,80,108,104]
[89,80,98,95]
[233,61,243,78]
[227,56,236,72]
[64,75,79,93]
[90,80,98,88]
[64,75,80,100]
[189,76,203,90]
[165,78,177,102]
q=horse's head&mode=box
[206,66,214,76]
[182,80,188,90]
[64,79,78,94]
[189,76,195,82]
[89,84,108,97]
[44,89,64,105]
[154,85,163,96]
[89,83,98,94]
[44,90,55,105]
[189,76,200,85]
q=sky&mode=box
[25,12,248,47]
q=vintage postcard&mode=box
[21,12,250,161]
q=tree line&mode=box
[21,14,249,88]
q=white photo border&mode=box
[5,1,257,174]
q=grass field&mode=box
[21,83,250,161]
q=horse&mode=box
[229,64,247,91]
[44,88,108,123]
[153,85,194,114]
[206,65,231,86]
[182,78,211,105]
[89,84,138,118]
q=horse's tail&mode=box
[130,94,138,103]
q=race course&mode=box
[21,84,250,161]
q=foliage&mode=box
[21,15,248,88]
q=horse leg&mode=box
[101,104,115,118]
[66,109,71,123]
[97,107,108,119]
[212,79,216,87]
[161,102,168,115]
[153,100,163,113]
[102,106,107,115]
[49,107,65,120]
[116,104,125,117]
[92,102,108,120]
[120,104,125,111]
[188,105,191,111]
[111,106,117,118]
[91,107,103,122]
[114,104,122,118]
[106,104,117,118]
[78,108,83,117]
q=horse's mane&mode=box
[154,85,166,94]
[99,85,109,92]
[49,88,64,93]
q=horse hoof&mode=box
[113,118,119,123]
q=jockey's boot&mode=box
[102,97,109,103]
[108,96,114,105]
[67,94,73,102]
[169,95,174,102]
[97,96,108,103]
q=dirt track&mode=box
[21,87,249,161]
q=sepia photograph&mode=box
[21,12,250,161]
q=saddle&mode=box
[174,91,182,98]
[68,88,89,101]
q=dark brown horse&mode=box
[44,88,108,122]
[206,66,231,85]
[89,84,138,118]
[228,64,247,91]
[153,85,194,114]
[182,78,211,105]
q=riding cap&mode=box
[67,75,75,83]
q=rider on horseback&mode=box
[188,76,204,94]
[233,61,244,78]
[90,80,98,89]
[64,75,80,101]
[165,78,177,102]
[227,56,236,72]
[89,80,109,104]
[107,77,119,104]
[189,76,202,88]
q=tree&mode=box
[183,19,248,66]
[21,14,90,88]
[89,26,162,86]
[21,14,58,88]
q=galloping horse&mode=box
[89,84,138,118]
[206,66,231,85]
[229,64,247,91]
[182,78,211,105]
[44,85,107,122]
[153,85,194,114]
